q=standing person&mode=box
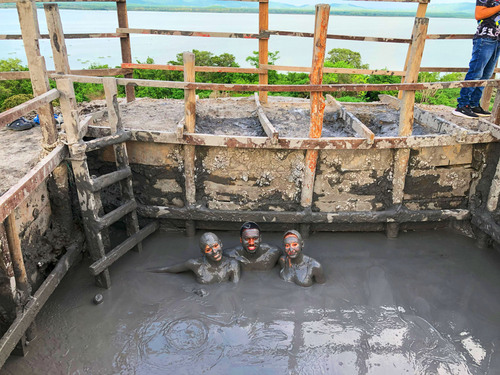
[453,0,500,119]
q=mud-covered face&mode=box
[203,238,223,262]
[241,228,261,253]
[284,235,301,259]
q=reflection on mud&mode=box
[113,301,478,375]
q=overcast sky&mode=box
[271,0,473,4]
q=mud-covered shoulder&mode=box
[223,245,244,258]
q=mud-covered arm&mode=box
[230,261,241,283]
[312,262,326,284]
[149,260,194,274]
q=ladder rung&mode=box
[91,167,132,192]
[84,131,131,152]
[96,200,137,231]
[89,221,159,276]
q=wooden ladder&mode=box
[61,77,157,288]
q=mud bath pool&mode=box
[2,229,500,374]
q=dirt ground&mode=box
[0,97,486,197]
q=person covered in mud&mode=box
[150,232,240,284]
[224,222,281,271]
[279,229,325,287]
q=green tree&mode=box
[326,48,368,69]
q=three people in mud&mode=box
[150,221,325,287]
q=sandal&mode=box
[6,117,34,131]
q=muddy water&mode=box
[2,229,500,374]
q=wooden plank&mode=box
[262,64,406,76]
[254,92,278,144]
[44,3,70,74]
[426,34,473,40]
[90,167,132,192]
[138,205,468,224]
[96,200,137,231]
[0,89,60,128]
[56,77,81,144]
[0,243,81,369]
[89,221,158,276]
[0,69,132,81]
[399,17,429,136]
[259,0,269,103]
[83,131,131,152]
[117,27,261,39]
[16,0,58,147]
[0,222,16,298]
[301,4,330,209]
[0,145,67,223]
[379,94,470,141]
[267,30,411,44]
[121,62,264,74]
[87,125,494,150]
[326,95,374,144]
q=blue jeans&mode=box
[457,37,500,108]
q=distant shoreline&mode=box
[0,4,474,19]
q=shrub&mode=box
[1,93,33,111]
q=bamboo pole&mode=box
[259,0,269,104]
[116,0,135,102]
[183,52,197,236]
[301,4,330,209]
[16,0,57,149]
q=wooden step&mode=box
[84,131,131,152]
[95,200,137,231]
[90,167,132,192]
[89,221,159,276]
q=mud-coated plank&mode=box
[89,222,158,276]
[90,167,132,192]
[84,132,131,152]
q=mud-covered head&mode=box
[200,232,223,262]
[240,222,261,254]
[283,229,303,259]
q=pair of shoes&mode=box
[6,117,34,131]
[452,106,479,119]
[471,106,491,117]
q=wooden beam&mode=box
[0,145,68,223]
[326,95,374,144]
[16,0,58,147]
[44,3,70,75]
[117,0,135,102]
[399,17,429,136]
[4,215,30,296]
[254,92,278,144]
[90,167,132,192]
[262,64,406,76]
[0,89,60,128]
[56,77,81,144]
[89,221,158,276]
[121,62,265,74]
[301,4,330,209]
[138,205,468,224]
[117,27,262,39]
[258,0,269,103]
[0,243,81,369]
[183,52,196,133]
[267,30,411,44]
[87,126,494,150]
[0,33,125,40]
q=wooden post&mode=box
[392,148,411,205]
[300,4,330,209]
[481,63,498,110]
[117,0,135,102]
[490,86,500,124]
[44,4,69,75]
[399,17,429,136]
[16,0,57,149]
[259,0,269,104]
[398,2,428,99]
[183,52,197,236]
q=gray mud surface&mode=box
[2,229,500,374]
[344,103,437,137]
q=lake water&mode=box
[0,8,477,71]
